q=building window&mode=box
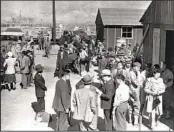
[121,27,133,39]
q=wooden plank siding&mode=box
[143,24,153,64]
[140,1,174,25]
[107,28,116,49]
[152,28,160,65]
[101,27,143,50]
[103,28,107,48]
[140,1,174,66]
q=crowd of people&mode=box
[33,30,174,131]
[0,39,35,91]
[1,29,174,131]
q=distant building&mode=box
[95,8,145,49]
[140,0,174,69]
[73,26,79,31]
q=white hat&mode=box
[101,69,111,76]
[7,52,13,57]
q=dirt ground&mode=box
[1,45,174,131]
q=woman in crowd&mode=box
[144,67,166,130]
[3,52,17,91]
[112,74,130,131]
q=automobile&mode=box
[1,28,25,47]
[29,31,40,44]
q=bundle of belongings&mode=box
[31,102,51,123]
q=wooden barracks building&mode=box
[140,0,174,69]
[95,8,145,49]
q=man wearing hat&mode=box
[123,59,132,86]
[98,54,108,75]
[20,50,31,89]
[56,45,69,77]
[34,64,47,112]
[128,62,142,125]
[107,53,117,72]
[52,67,71,131]
[99,69,116,130]
[112,62,124,80]
[72,73,99,131]
[26,50,34,85]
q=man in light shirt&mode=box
[129,62,142,125]
[112,74,129,131]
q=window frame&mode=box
[121,26,133,39]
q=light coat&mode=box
[21,55,30,74]
[72,85,97,122]
[3,57,17,74]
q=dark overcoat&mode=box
[34,73,47,98]
[52,79,71,112]
[100,79,116,110]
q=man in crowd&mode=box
[56,45,69,78]
[129,62,142,125]
[52,68,71,131]
[72,72,99,131]
[98,54,108,75]
[20,51,30,89]
[27,50,34,85]
[100,69,115,130]
[160,61,174,119]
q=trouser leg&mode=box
[79,121,88,131]
[88,109,98,131]
[37,97,45,111]
[133,100,140,125]
[104,109,113,131]
[58,111,69,131]
[114,103,128,131]
[22,73,28,89]
[27,73,31,86]
[128,99,133,123]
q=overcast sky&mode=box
[1,1,151,24]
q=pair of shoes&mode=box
[5,84,11,91]
[20,83,23,89]
[11,87,16,90]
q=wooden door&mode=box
[165,30,174,70]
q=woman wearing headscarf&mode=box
[144,68,165,130]
[3,52,17,91]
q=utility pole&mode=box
[20,10,21,28]
[52,0,56,45]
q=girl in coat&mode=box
[144,68,165,130]
[3,52,17,91]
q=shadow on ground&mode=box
[48,114,106,131]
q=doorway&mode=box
[165,30,174,70]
